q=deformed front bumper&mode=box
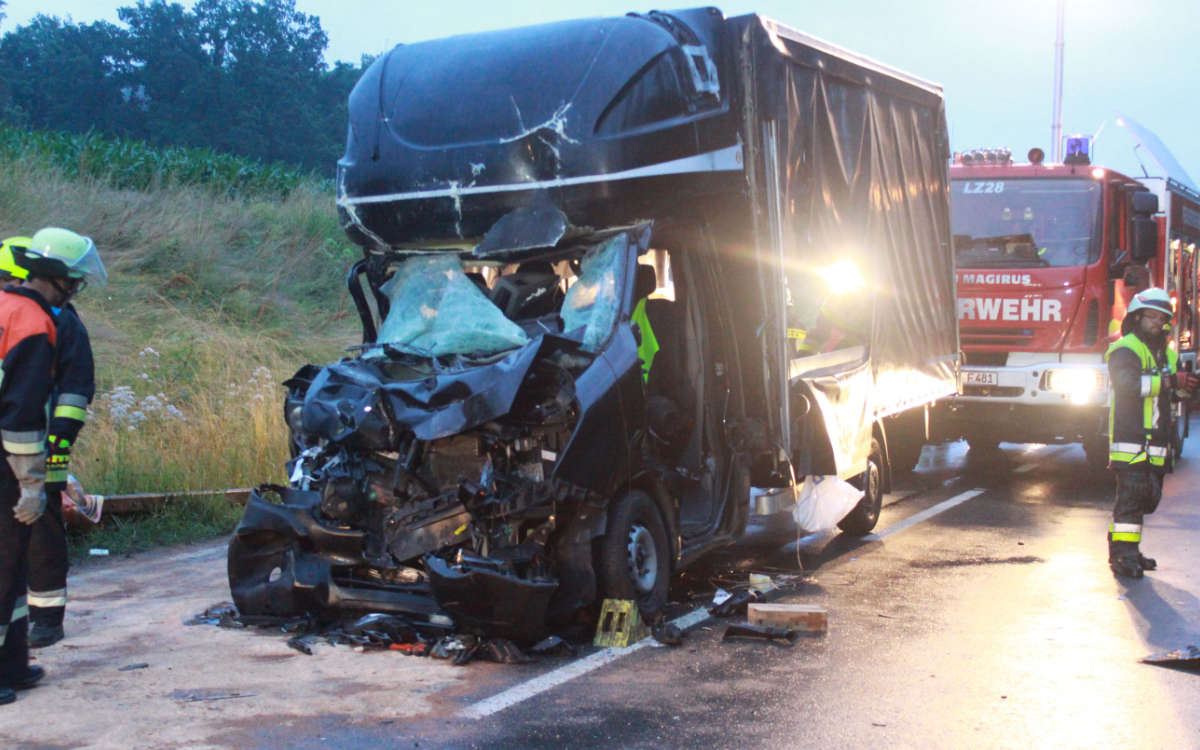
[228,485,562,641]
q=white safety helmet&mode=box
[1126,287,1173,319]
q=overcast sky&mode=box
[4,0,1198,184]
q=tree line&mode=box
[0,0,370,174]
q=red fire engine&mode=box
[940,140,1200,467]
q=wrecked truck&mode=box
[228,8,959,640]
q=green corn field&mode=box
[0,124,331,199]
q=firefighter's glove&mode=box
[45,434,71,486]
[8,452,47,525]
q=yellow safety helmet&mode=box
[0,236,32,281]
[19,227,108,290]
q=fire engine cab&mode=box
[941,139,1200,467]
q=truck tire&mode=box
[966,434,999,452]
[838,438,883,536]
[597,489,670,618]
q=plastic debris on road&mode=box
[1141,644,1200,671]
[721,622,798,646]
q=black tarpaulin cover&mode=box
[741,17,957,473]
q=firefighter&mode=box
[0,235,96,648]
[1105,287,1198,578]
[0,227,105,705]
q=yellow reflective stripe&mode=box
[1149,375,1162,398]
[28,589,67,608]
[53,404,88,422]
[1111,531,1141,542]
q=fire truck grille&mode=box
[960,385,1024,398]
[961,328,1034,348]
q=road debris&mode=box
[171,689,256,703]
[651,622,685,647]
[721,622,798,646]
[118,663,149,672]
[748,603,827,633]
[184,601,243,628]
[708,589,762,617]
[1141,645,1200,671]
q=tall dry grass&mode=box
[0,145,359,550]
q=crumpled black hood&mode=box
[301,334,579,446]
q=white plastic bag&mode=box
[790,475,863,533]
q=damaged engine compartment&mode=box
[229,226,689,642]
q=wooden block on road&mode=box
[748,603,827,633]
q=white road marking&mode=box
[861,488,986,541]
[459,486,987,719]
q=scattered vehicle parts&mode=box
[651,622,685,647]
[1141,645,1200,671]
[721,623,798,646]
[708,589,762,618]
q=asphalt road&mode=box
[6,439,1200,749]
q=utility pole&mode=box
[1051,0,1065,162]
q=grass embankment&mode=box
[0,127,359,557]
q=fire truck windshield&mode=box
[951,178,1101,268]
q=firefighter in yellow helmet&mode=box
[0,227,105,705]
[1105,287,1198,578]
[0,237,31,283]
[1,233,99,649]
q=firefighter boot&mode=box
[1137,551,1157,571]
[27,622,62,649]
[1108,538,1143,579]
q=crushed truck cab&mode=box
[228,7,957,640]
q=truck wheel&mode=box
[597,489,670,618]
[966,434,999,452]
[838,438,883,536]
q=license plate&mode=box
[963,370,998,386]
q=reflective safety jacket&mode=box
[0,287,57,464]
[632,298,659,384]
[45,304,94,483]
[1106,332,1177,470]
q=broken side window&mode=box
[561,235,627,352]
[374,254,531,357]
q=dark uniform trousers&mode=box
[28,489,67,627]
[0,475,31,687]
[1111,470,1163,558]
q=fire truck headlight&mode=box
[1045,369,1105,404]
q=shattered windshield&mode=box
[952,178,1101,268]
[375,255,530,357]
[561,234,626,352]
